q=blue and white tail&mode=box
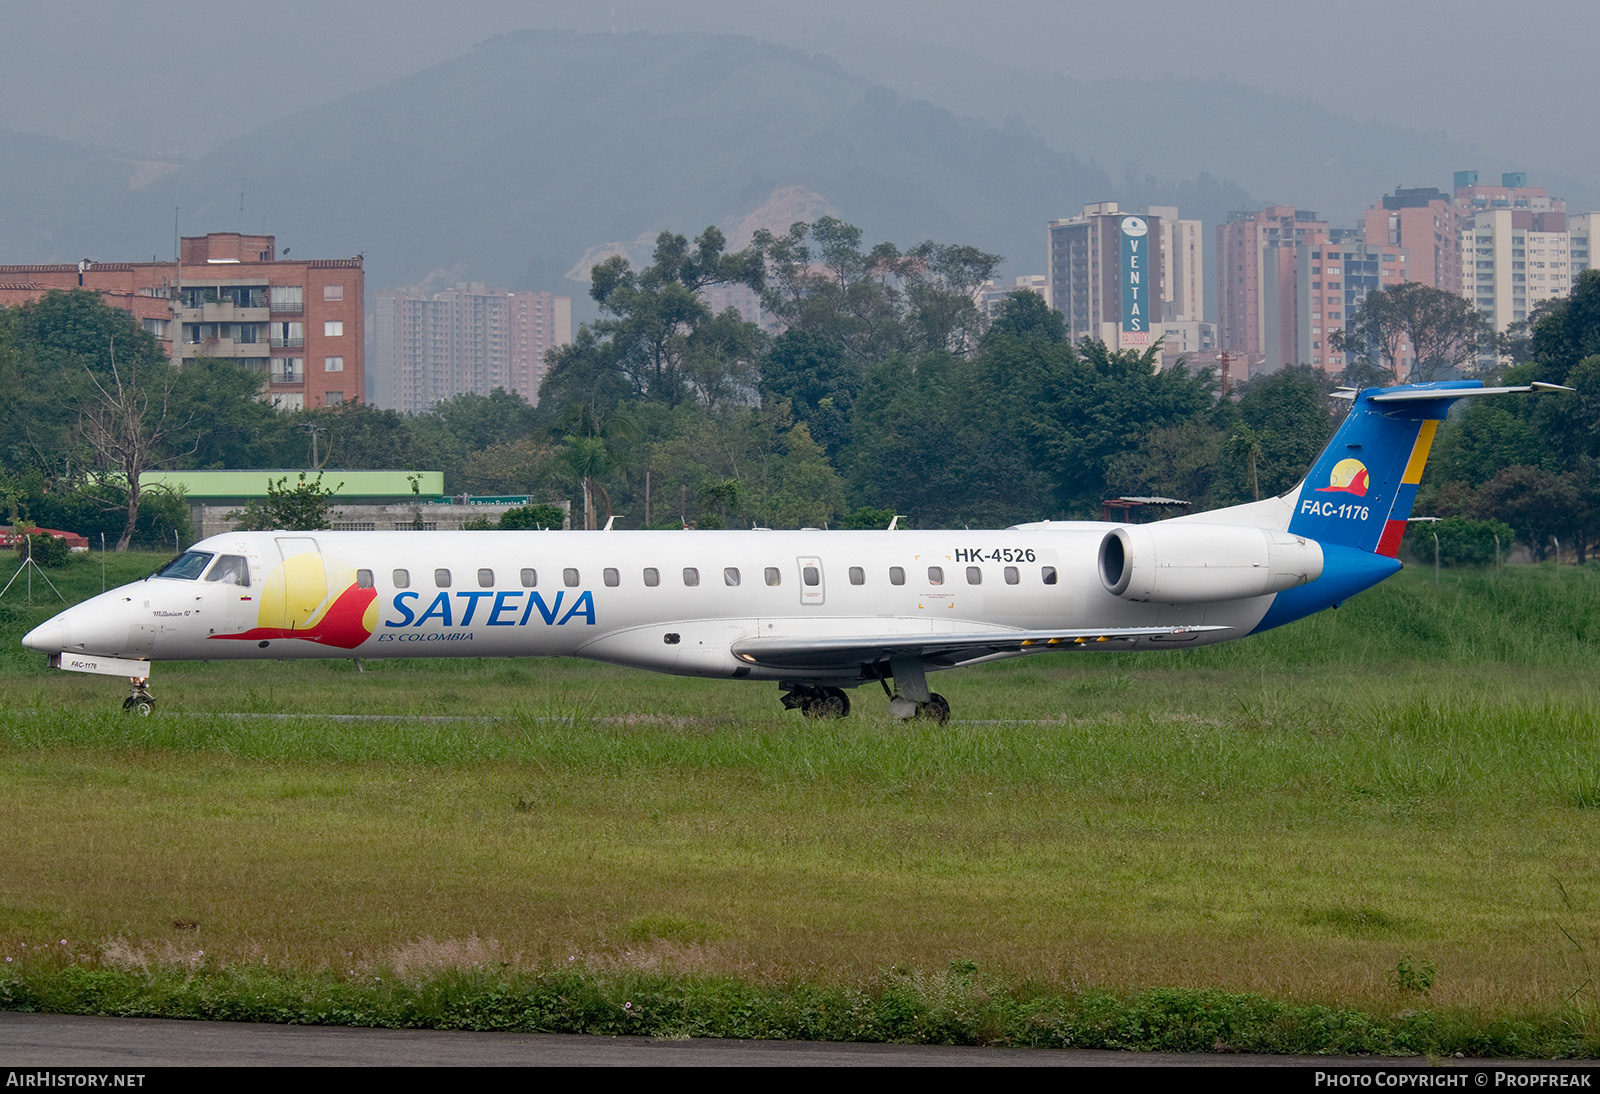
[1218,379,1564,633]
[1284,381,1466,557]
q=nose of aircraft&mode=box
[22,614,71,652]
[21,592,143,657]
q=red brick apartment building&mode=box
[1216,207,1330,373]
[0,232,363,410]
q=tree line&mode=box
[2,219,1598,562]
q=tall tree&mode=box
[168,357,289,470]
[754,218,1001,364]
[430,389,541,450]
[758,329,856,459]
[1231,366,1339,497]
[1105,421,1228,510]
[1031,340,1216,515]
[552,402,638,529]
[76,341,197,549]
[538,326,632,423]
[1228,423,1265,501]
[3,292,199,550]
[291,402,430,470]
[1471,465,1581,562]
[981,289,1066,346]
[903,241,1003,354]
[758,421,845,529]
[1529,269,1600,385]
[1331,282,1490,382]
[586,227,766,407]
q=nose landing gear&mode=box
[122,677,155,716]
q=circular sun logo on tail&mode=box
[1316,457,1370,496]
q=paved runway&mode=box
[0,1012,1425,1067]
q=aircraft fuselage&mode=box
[30,525,1265,685]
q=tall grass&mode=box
[4,559,1600,1051]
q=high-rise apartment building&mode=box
[699,282,776,332]
[1294,231,1408,370]
[1048,202,1195,351]
[1459,208,1573,332]
[1143,206,1204,324]
[376,283,571,413]
[1362,187,1461,295]
[0,232,363,410]
[975,275,1050,319]
[1216,207,1330,372]
[1450,172,1597,332]
[1454,170,1564,215]
[1569,212,1596,280]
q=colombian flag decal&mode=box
[1375,419,1438,557]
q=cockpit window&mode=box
[204,554,251,588]
[154,551,214,580]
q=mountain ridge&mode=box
[36,29,1247,296]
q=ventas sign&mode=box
[1120,215,1152,349]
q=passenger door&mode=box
[796,556,825,607]
[268,536,328,632]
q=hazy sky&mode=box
[3,0,1596,181]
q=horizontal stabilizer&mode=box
[1333,382,1571,401]
[1367,382,1572,402]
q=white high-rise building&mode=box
[975,275,1050,319]
[1142,206,1204,324]
[1460,209,1574,332]
[1047,201,1201,351]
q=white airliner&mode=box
[22,381,1564,718]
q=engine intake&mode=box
[1098,523,1323,604]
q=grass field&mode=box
[3,549,1600,1053]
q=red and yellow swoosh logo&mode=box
[210,552,377,649]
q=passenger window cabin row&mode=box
[373,564,1060,589]
[159,551,1059,594]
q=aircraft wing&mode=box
[730,625,1230,672]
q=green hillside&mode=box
[47,30,1246,292]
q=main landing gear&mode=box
[882,655,949,723]
[881,679,950,724]
[122,676,155,716]
[778,679,951,724]
[781,685,851,719]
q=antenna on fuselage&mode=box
[602,515,615,531]
[887,515,902,531]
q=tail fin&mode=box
[1286,383,1457,556]
[1241,380,1567,637]
[1287,380,1572,554]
